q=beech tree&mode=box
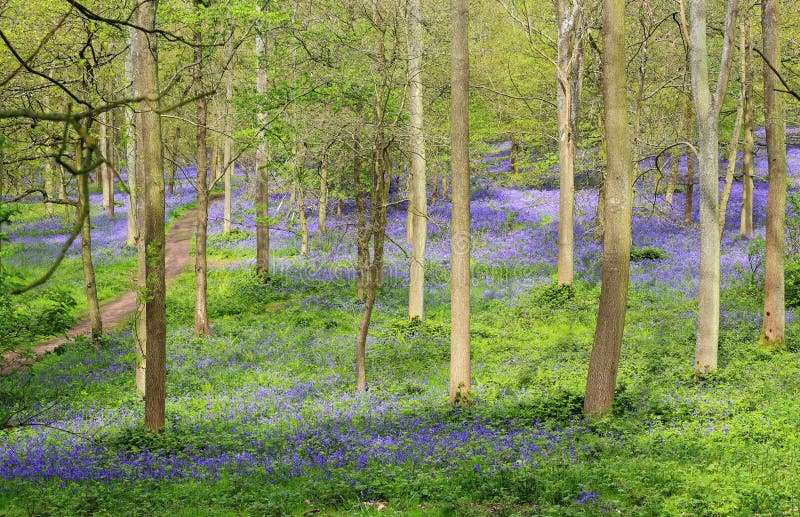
[449,0,471,405]
[583,0,632,417]
[255,1,270,279]
[193,0,211,337]
[132,0,167,433]
[759,0,786,350]
[687,0,737,375]
[407,0,427,320]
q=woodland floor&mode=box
[2,195,222,373]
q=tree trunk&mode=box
[255,4,270,279]
[665,150,679,205]
[583,0,632,418]
[510,137,519,176]
[354,131,367,302]
[760,0,786,350]
[408,0,428,320]
[100,111,110,211]
[193,10,210,337]
[718,27,747,238]
[683,98,695,224]
[739,15,754,238]
[298,183,308,256]
[168,125,178,195]
[76,143,102,341]
[319,159,328,235]
[555,0,579,286]
[223,52,233,235]
[133,0,167,432]
[689,0,738,375]
[449,0,471,406]
[106,109,116,218]
[43,162,55,216]
[126,30,139,248]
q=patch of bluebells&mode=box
[6,171,199,271]
[3,138,800,494]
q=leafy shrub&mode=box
[208,227,252,245]
[536,282,576,309]
[785,258,800,308]
[630,245,667,261]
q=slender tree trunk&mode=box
[408,0,427,320]
[255,3,270,279]
[193,9,210,337]
[298,183,308,256]
[354,131,367,302]
[106,109,116,218]
[100,111,110,209]
[76,143,102,340]
[449,0,471,405]
[760,0,786,350]
[584,0,632,418]
[510,137,519,175]
[665,150,679,205]
[43,162,55,215]
[740,15,754,237]
[223,53,233,235]
[319,159,328,235]
[718,28,747,238]
[133,0,166,432]
[126,31,139,248]
[683,98,695,224]
[167,125,174,196]
[57,165,70,224]
[556,0,579,286]
[689,0,738,375]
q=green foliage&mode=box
[786,191,800,258]
[536,282,576,309]
[630,245,667,261]
[784,258,800,309]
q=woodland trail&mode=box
[2,197,221,374]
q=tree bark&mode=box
[718,26,747,238]
[223,41,234,235]
[319,158,328,235]
[688,0,738,374]
[298,183,308,256]
[449,0,471,406]
[555,0,580,286]
[193,6,210,337]
[739,14,754,238]
[683,99,695,224]
[126,29,139,248]
[255,2,270,279]
[133,0,166,432]
[408,0,428,321]
[76,143,102,340]
[584,0,632,418]
[760,0,786,350]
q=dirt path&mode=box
[2,197,220,373]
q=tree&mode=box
[75,140,102,340]
[255,1,270,280]
[583,0,632,418]
[687,0,737,375]
[739,11,755,238]
[759,0,786,350]
[449,0,471,406]
[193,0,211,337]
[407,0,428,320]
[132,0,167,433]
[555,0,583,286]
